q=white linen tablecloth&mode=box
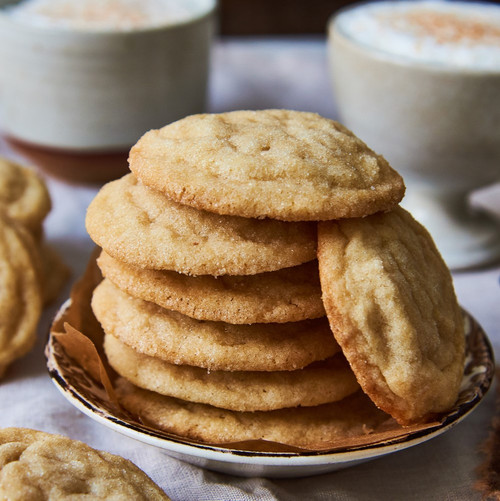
[1,37,499,500]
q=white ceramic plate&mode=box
[46,305,494,478]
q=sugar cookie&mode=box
[97,251,324,324]
[86,174,316,275]
[129,110,405,221]
[0,427,169,500]
[318,206,465,425]
[0,157,51,235]
[0,213,42,378]
[115,379,389,449]
[104,333,359,412]
[92,278,339,371]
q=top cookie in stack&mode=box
[85,110,464,447]
[128,109,405,221]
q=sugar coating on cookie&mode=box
[0,427,169,500]
[318,206,465,425]
[86,174,317,275]
[92,278,339,371]
[0,213,42,378]
[97,251,325,324]
[104,333,359,412]
[129,110,405,221]
[0,157,51,234]
[115,378,389,449]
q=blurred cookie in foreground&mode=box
[318,206,465,425]
[129,109,405,221]
[0,212,42,378]
[0,427,169,500]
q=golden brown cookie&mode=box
[129,110,405,221]
[317,206,465,425]
[115,379,389,449]
[92,278,339,371]
[0,157,51,235]
[0,427,169,500]
[104,333,359,412]
[0,212,42,378]
[0,157,67,307]
[86,174,317,275]
[97,251,325,324]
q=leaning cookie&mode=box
[0,427,169,500]
[0,212,42,378]
[115,379,389,449]
[318,206,465,425]
[129,110,405,221]
[86,174,317,276]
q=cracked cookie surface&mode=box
[97,251,325,324]
[318,206,465,425]
[86,174,316,275]
[0,427,169,500]
[92,278,338,372]
[129,110,405,221]
[104,333,359,412]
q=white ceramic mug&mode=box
[0,0,217,152]
[328,0,500,269]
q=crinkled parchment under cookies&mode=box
[115,378,389,450]
[129,109,405,221]
[318,206,465,425]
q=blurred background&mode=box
[219,0,500,34]
[219,0,353,34]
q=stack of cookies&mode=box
[85,110,465,449]
[0,157,69,378]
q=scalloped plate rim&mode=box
[46,301,495,476]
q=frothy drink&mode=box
[0,0,215,168]
[6,0,207,31]
[329,1,500,269]
[335,0,500,70]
